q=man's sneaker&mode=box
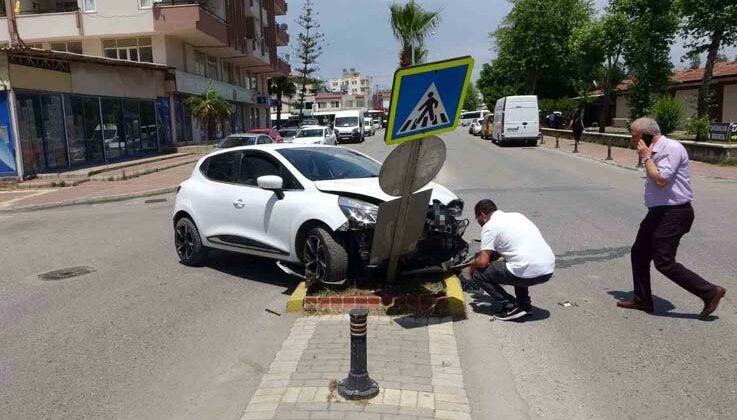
[493,306,531,321]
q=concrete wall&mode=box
[164,36,186,71]
[722,84,737,123]
[674,88,699,118]
[541,128,737,164]
[9,64,72,92]
[82,1,154,37]
[69,62,166,99]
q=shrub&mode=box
[650,96,685,135]
[685,115,711,141]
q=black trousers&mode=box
[472,260,552,311]
[631,203,717,305]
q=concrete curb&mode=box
[0,187,177,214]
[286,281,306,313]
[444,275,466,319]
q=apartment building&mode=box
[0,0,289,177]
[328,68,372,96]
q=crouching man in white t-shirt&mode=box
[469,199,556,321]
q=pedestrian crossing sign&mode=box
[385,56,474,145]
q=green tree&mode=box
[491,0,593,96]
[677,0,737,122]
[269,77,297,129]
[616,0,679,119]
[185,89,233,141]
[651,95,685,134]
[570,7,628,132]
[687,52,702,69]
[295,0,324,122]
[476,56,521,110]
[463,83,481,111]
[389,0,441,68]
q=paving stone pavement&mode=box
[241,315,472,420]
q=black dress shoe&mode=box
[700,287,726,318]
[616,299,654,313]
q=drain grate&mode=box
[39,266,95,281]
[145,198,168,204]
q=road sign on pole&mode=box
[385,56,474,145]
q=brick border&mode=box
[303,292,449,315]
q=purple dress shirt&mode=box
[644,136,694,208]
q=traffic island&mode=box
[288,274,466,318]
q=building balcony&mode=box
[270,56,290,77]
[152,1,229,47]
[274,0,288,16]
[275,23,289,46]
[11,5,83,41]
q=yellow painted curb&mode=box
[286,281,306,313]
[444,275,466,318]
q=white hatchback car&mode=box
[293,126,337,145]
[173,145,468,288]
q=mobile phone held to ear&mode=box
[642,133,654,146]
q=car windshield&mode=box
[278,148,381,181]
[334,117,358,127]
[217,136,256,148]
[297,129,323,138]
[279,129,298,137]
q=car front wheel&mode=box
[175,217,208,266]
[303,227,348,289]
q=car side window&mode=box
[237,153,302,190]
[258,136,272,144]
[203,152,236,182]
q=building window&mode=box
[352,80,357,85]
[50,41,83,55]
[194,52,206,76]
[103,38,153,63]
[84,0,96,12]
[64,95,104,165]
[332,101,340,108]
[139,0,153,8]
[206,55,219,80]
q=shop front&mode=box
[0,48,173,179]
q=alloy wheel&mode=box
[304,234,327,286]
[175,223,195,261]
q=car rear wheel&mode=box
[303,227,348,289]
[175,217,208,266]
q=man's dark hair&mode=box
[474,199,498,215]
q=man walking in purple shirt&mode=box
[617,117,726,318]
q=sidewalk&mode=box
[541,136,737,179]
[240,315,471,420]
[0,162,194,212]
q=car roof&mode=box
[300,125,325,129]
[227,133,260,138]
[207,143,339,155]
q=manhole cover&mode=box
[39,266,95,281]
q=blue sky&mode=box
[283,0,737,89]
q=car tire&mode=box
[175,217,208,267]
[303,227,348,289]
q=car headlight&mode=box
[447,199,464,218]
[339,196,378,226]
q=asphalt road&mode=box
[352,129,737,419]
[1,128,735,419]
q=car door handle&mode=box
[233,199,245,209]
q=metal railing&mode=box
[153,0,226,23]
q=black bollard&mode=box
[338,309,379,400]
[555,136,560,148]
[606,139,613,160]
[573,138,579,153]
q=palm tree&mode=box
[269,77,297,129]
[185,89,233,142]
[389,0,441,67]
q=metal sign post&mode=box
[382,56,474,282]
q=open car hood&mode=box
[314,178,457,204]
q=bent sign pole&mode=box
[384,56,474,282]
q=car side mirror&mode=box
[257,175,285,199]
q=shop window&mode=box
[16,93,69,174]
[103,38,153,63]
[64,96,103,166]
[101,98,126,160]
[15,95,44,175]
[41,95,67,168]
[50,41,83,55]
[140,101,158,153]
[123,99,142,155]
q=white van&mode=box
[492,96,540,146]
[333,110,364,143]
[459,110,489,127]
[363,117,375,136]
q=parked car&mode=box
[468,118,483,136]
[492,95,540,146]
[278,128,299,143]
[292,126,337,145]
[173,145,469,288]
[248,128,283,143]
[480,114,494,140]
[216,133,273,149]
[372,119,381,132]
[459,110,489,127]
[363,118,375,136]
